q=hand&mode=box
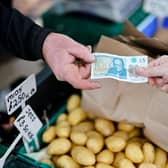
[42,33,101,90]
[136,56,168,93]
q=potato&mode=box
[165,163,168,168]
[42,126,56,143]
[143,142,155,163]
[113,152,125,167]
[128,128,141,139]
[125,143,144,163]
[96,149,114,164]
[56,113,67,123]
[70,131,87,145]
[52,155,59,165]
[68,108,87,126]
[118,122,135,132]
[56,155,80,168]
[40,159,54,166]
[138,163,157,168]
[83,167,95,168]
[96,163,114,168]
[86,131,104,154]
[154,148,167,168]
[55,121,71,138]
[67,94,81,112]
[119,158,136,168]
[113,131,129,140]
[95,118,115,136]
[72,121,94,133]
[47,138,71,155]
[105,136,126,152]
[71,146,96,166]
[128,137,147,145]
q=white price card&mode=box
[14,105,42,142]
[5,74,37,115]
[143,0,168,17]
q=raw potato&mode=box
[68,108,87,126]
[42,126,56,143]
[96,163,114,168]
[40,159,54,166]
[128,128,141,139]
[67,94,81,112]
[113,152,125,167]
[52,155,59,165]
[118,123,135,132]
[113,131,129,140]
[125,143,144,163]
[143,142,155,163]
[56,155,80,168]
[72,121,94,133]
[165,163,168,168]
[119,158,136,168]
[56,113,67,123]
[83,167,95,168]
[154,148,167,168]
[71,146,96,166]
[138,163,157,168]
[128,137,147,145]
[95,118,115,136]
[96,149,114,164]
[47,138,71,155]
[105,136,126,152]
[55,121,71,138]
[70,131,87,145]
[86,131,104,153]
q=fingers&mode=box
[136,66,164,77]
[161,84,168,93]
[79,64,91,79]
[69,44,95,63]
[65,65,101,90]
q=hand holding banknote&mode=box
[136,55,168,93]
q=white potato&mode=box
[42,126,56,143]
[128,128,141,139]
[40,159,54,166]
[96,163,114,168]
[119,158,136,168]
[95,118,115,136]
[125,143,144,163]
[68,108,87,126]
[56,155,80,168]
[96,149,114,164]
[118,123,135,132]
[55,121,71,138]
[113,131,129,140]
[113,152,125,167]
[67,94,81,112]
[72,121,94,133]
[47,138,71,155]
[143,142,155,163]
[154,148,167,168]
[138,163,157,168]
[71,146,96,166]
[105,136,126,152]
[56,113,67,123]
[70,131,87,145]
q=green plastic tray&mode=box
[42,7,148,45]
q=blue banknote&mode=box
[91,53,148,83]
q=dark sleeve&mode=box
[0,5,51,61]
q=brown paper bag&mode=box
[82,36,168,151]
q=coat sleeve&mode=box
[0,5,51,60]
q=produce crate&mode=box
[42,7,148,46]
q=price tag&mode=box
[143,0,168,17]
[14,105,42,142]
[5,74,37,115]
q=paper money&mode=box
[91,53,148,83]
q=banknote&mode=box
[91,53,148,83]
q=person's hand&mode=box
[136,56,168,93]
[42,33,101,90]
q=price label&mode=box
[14,105,42,142]
[143,0,168,17]
[5,74,37,115]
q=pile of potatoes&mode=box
[41,94,168,168]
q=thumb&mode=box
[136,66,164,77]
